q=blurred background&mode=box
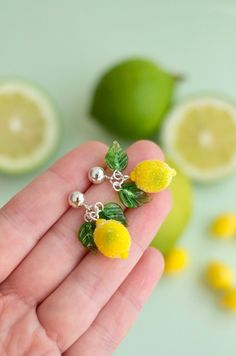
[0,1,236,355]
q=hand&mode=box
[0,140,171,356]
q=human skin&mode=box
[0,140,171,356]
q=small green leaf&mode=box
[119,182,150,208]
[78,222,97,252]
[105,141,128,171]
[99,202,127,225]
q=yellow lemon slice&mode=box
[0,80,60,174]
[130,160,176,193]
[94,219,131,259]
[162,97,236,181]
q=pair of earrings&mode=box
[68,141,176,259]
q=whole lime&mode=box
[90,58,177,139]
[151,163,193,254]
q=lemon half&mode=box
[0,80,60,174]
[162,97,236,181]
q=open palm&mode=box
[0,140,171,356]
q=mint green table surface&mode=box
[0,1,236,355]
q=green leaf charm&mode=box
[105,141,128,171]
[99,202,127,225]
[78,222,97,252]
[119,182,150,208]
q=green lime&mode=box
[90,58,177,139]
[151,164,193,254]
[0,80,60,174]
[162,97,236,181]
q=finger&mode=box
[1,141,164,305]
[37,175,171,351]
[0,141,107,283]
[64,247,164,356]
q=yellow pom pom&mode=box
[164,248,189,274]
[94,219,131,259]
[211,214,236,239]
[221,288,236,311]
[130,160,176,193]
[206,262,234,290]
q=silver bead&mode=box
[68,191,85,208]
[88,166,105,184]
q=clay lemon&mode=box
[130,160,176,193]
[94,219,131,259]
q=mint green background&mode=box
[0,1,236,355]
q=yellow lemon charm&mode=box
[211,213,236,239]
[206,262,234,290]
[164,248,189,274]
[94,219,131,259]
[130,160,176,193]
[221,288,236,311]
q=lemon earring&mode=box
[68,191,131,259]
[68,141,176,260]
[88,141,176,208]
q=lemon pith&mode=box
[94,219,131,259]
[130,160,176,193]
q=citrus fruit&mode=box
[130,160,176,193]
[211,213,236,239]
[151,163,192,254]
[221,288,236,311]
[206,262,234,290]
[162,97,236,182]
[90,58,177,139]
[0,80,60,174]
[94,219,131,259]
[164,248,189,274]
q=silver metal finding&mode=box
[68,190,104,222]
[84,202,104,222]
[106,170,129,191]
[68,191,85,208]
[69,168,129,222]
[88,167,105,184]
